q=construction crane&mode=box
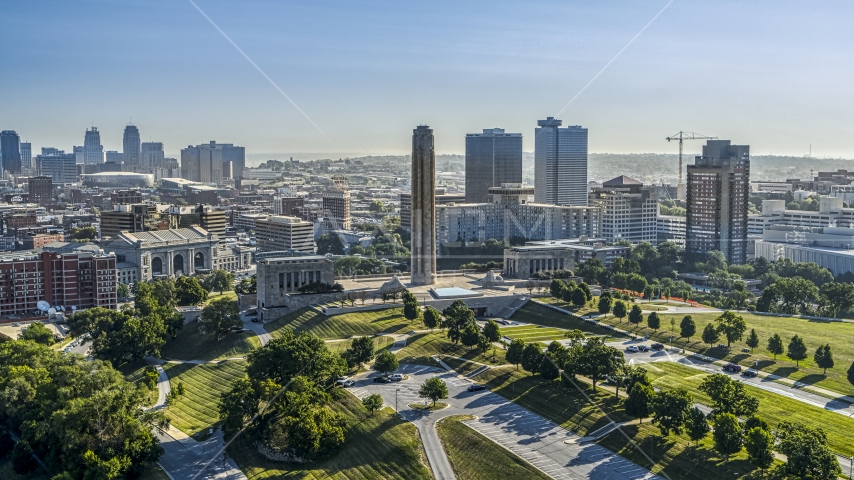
[666,131,717,201]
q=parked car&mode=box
[467,384,487,392]
[723,363,742,373]
[335,376,351,386]
[651,343,664,351]
[741,369,758,378]
[11,323,20,327]
[340,379,355,387]
[373,376,391,383]
[388,373,404,382]
[625,346,639,353]
[638,345,650,352]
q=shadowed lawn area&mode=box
[119,359,159,406]
[511,302,619,337]
[160,321,260,361]
[138,464,172,480]
[395,332,507,367]
[596,310,854,396]
[325,335,394,354]
[163,361,246,437]
[644,361,854,457]
[229,390,431,479]
[437,415,551,480]
[265,307,414,340]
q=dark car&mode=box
[373,376,391,383]
[723,363,742,373]
[741,370,758,378]
[467,384,487,392]
[638,345,650,352]
[651,343,664,351]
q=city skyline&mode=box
[3,1,854,157]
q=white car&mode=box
[388,373,404,382]
[625,346,639,353]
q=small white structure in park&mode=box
[480,269,505,288]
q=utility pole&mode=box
[395,388,399,415]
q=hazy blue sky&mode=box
[3,0,854,158]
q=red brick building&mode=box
[0,251,117,318]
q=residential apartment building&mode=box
[255,215,315,253]
[465,128,523,203]
[322,189,351,230]
[588,176,659,244]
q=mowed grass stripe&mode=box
[265,307,413,340]
[163,361,246,436]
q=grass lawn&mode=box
[119,359,159,406]
[265,307,414,340]
[502,325,597,344]
[139,464,172,480]
[160,321,261,361]
[325,335,394,354]
[643,361,854,457]
[395,332,507,367]
[511,302,621,337]
[437,415,551,480]
[206,291,238,302]
[597,310,854,396]
[163,360,246,437]
[229,389,431,479]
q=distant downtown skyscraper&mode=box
[83,127,104,165]
[123,125,141,172]
[686,139,750,264]
[534,117,588,206]
[464,128,523,203]
[410,125,437,286]
[20,142,31,170]
[0,130,22,174]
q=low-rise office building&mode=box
[255,215,315,253]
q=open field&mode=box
[229,389,432,479]
[597,310,854,396]
[265,307,414,340]
[644,361,854,457]
[325,335,394,354]
[510,302,621,337]
[395,332,507,367]
[437,415,551,480]
[161,321,260,361]
[163,361,246,437]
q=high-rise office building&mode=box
[35,150,78,185]
[465,128,523,203]
[74,146,84,164]
[181,141,243,184]
[19,142,31,170]
[83,127,104,165]
[411,125,436,286]
[686,140,750,264]
[534,117,588,206]
[123,125,141,172]
[0,130,22,174]
[141,142,165,171]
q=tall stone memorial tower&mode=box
[410,125,437,286]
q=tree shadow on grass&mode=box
[770,366,800,379]
[792,373,826,385]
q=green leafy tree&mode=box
[617,365,650,400]
[597,294,613,315]
[373,350,399,375]
[624,383,653,424]
[422,306,441,331]
[539,352,560,380]
[628,304,644,326]
[521,343,543,375]
[207,269,235,294]
[443,300,475,344]
[698,373,759,418]
[246,329,346,388]
[744,427,774,470]
[579,282,592,301]
[199,297,241,341]
[68,307,166,366]
[647,311,661,332]
[571,288,587,307]
[613,301,627,322]
[402,290,420,321]
[775,421,841,478]
[701,322,720,347]
[768,333,784,360]
[685,407,710,446]
[362,394,383,416]
[680,315,696,341]
[651,388,693,436]
[550,279,566,298]
[848,361,854,388]
[175,276,208,306]
[713,413,743,461]
[419,377,448,406]
[507,339,525,369]
[461,322,480,351]
[18,321,55,345]
[477,334,492,354]
[663,287,671,302]
[745,329,759,352]
[787,334,808,367]
[316,232,346,255]
[219,376,260,435]
[11,441,37,475]
[345,336,375,368]
[577,338,624,392]
[482,319,501,342]
[715,310,747,348]
[819,281,854,317]
[117,282,131,300]
[813,343,834,374]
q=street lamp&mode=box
[395,388,400,415]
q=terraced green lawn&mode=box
[438,415,550,480]
[501,325,596,344]
[161,321,260,361]
[510,302,619,337]
[643,361,854,458]
[229,390,431,479]
[597,310,854,396]
[163,360,246,437]
[325,335,394,354]
[265,307,413,340]
[395,332,507,367]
